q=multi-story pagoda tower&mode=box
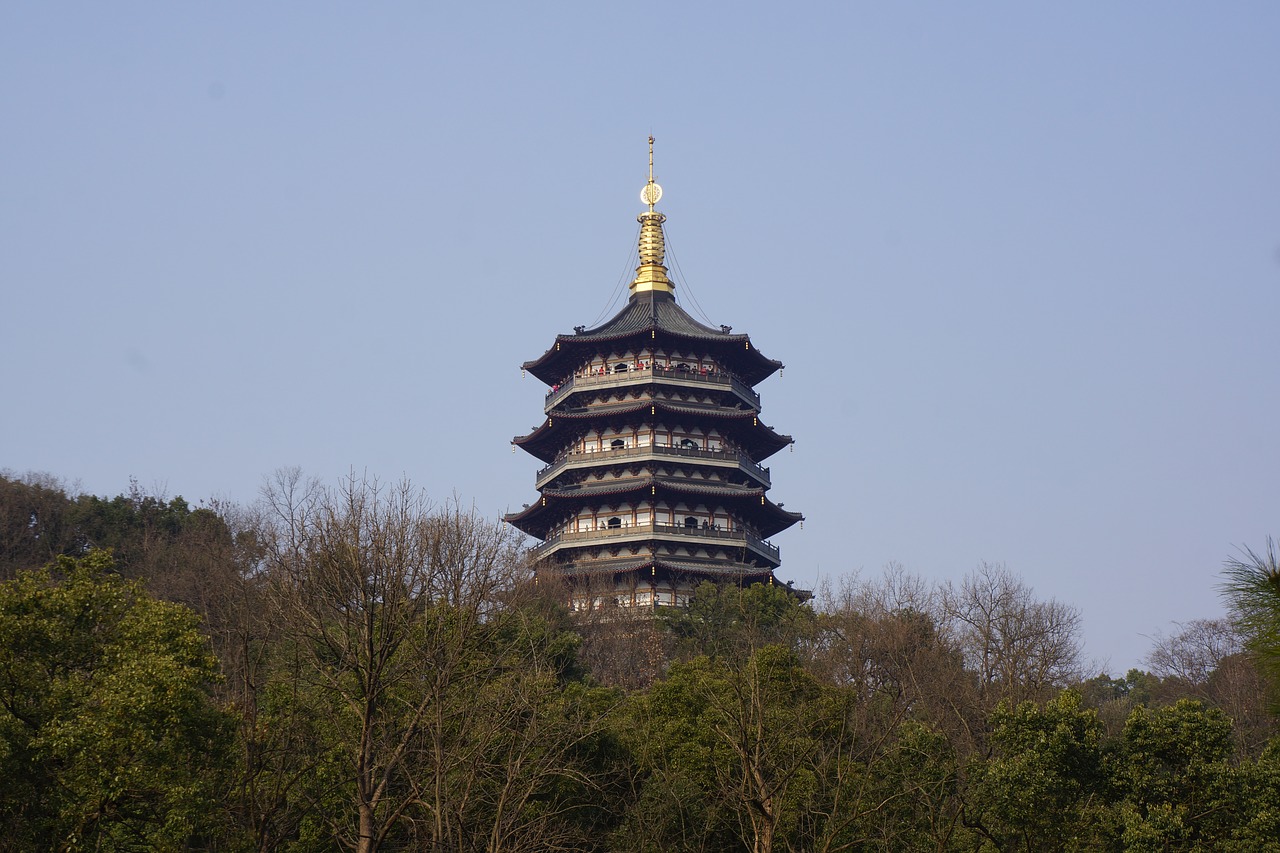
[506,140,803,609]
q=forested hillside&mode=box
[1,470,1277,852]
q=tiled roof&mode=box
[521,291,783,385]
[575,290,737,342]
[512,401,794,463]
[503,477,803,538]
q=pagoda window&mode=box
[683,516,698,529]
[607,517,622,529]
[610,439,626,450]
[679,438,698,450]
[613,362,629,374]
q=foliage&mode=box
[1114,699,1237,850]
[967,691,1113,851]
[7,473,1280,851]
[616,645,832,853]
[1222,537,1280,709]
[660,580,813,662]
[250,470,619,852]
[0,550,234,851]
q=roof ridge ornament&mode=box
[631,135,674,297]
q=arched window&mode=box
[611,439,626,450]
[679,438,698,450]
[683,516,698,529]
[608,516,622,529]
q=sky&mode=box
[3,3,1279,673]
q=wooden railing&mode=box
[544,364,760,410]
[534,444,770,488]
[531,522,780,562]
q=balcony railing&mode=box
[534,444,770,489]
[544,364,760,411]
[530,522,780,563]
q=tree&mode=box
[1221,537,1280,710]
[0,471,75,580]
[0,549,234,850]
[661,580,813,662]
[1147,619,1244,687]
[1115,699,1239,850]
[617,639,929,853]
[966,691,1113,851]
[1229,738,1280,851]
[617,646,826,853]
[1145,619,1275,756]
[257,470,616,852]
[1077,668,1159,737]
[940,562,1082,706]
[811,565,978,752]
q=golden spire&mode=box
[631,135,674,296]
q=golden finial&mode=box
[640,135,663,212]
[631,136,672,296]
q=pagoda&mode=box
[505,139,803,609]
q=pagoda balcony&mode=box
[543,364,760,412]
[529,522,781,565]
[534,444,771,490]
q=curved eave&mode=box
[504,477,801,539]
[521,293,783,385]
[512,401,794,463]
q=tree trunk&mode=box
[356,802,377,853]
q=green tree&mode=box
[619,644,844,853]
[862,721,966,852]
[0,471,75,579]
[1077,669,1159,738]
[661,580,812,662]
[0,549,234,851]
[1226,737,1280,851]
[966,691,1113,851]
[1116,699,1238,850]
[1222,537,1280,710]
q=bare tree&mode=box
[939,562,1082,705]
[257,470,619,852]
[1145,618,1276,756]
[812,566,977,741]
[1146,619,1243,685]
[261,470,526,853]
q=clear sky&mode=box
[3,3,1278,673]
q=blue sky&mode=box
[3,2,1278,672]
